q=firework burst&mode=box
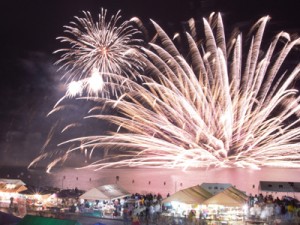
[54,8,144,97]
[33,11,300,171]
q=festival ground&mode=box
[1,208,300,225]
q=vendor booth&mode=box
[79,184,130,217]
[80,188,111,201]
[0,179,27,209]
[162,185,213,218]
[20,187,56,211]
[0,179,27,193]
[80,184,130,201]
[163,185,213,205]
[202,186,248,222]
[203,186,248,207]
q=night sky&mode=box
[0,0,299,168]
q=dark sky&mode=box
[0,0,299,168]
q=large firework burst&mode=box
[32,12,300,171]
[54,8,143,97]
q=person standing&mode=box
[132,214,140,225]
[123,207,130,225]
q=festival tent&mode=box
[203,186,248,207]
[162,185,213,204]
[80,187,110,200]
[80,184,130,201]
[16,215,82,225]
[0,179,27,193]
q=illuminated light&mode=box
[243,204,248,213]
[171,201,180,209]
[32,11,300,171]
[5,184,16,189]
[34,194,41,200]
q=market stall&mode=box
[0,178,27,209]
[0,179,27,193]
[202,186,248,222]
[162,185,213,218]
[80,184,130,201]
[20,186,60,210]
[79,184,130,217]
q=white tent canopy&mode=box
[0,178,27,193]
[80,184,130,201]
[162,185,213,204]
[203,186,248,207]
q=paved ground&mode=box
[76,216,123,225]
[2,208,300,225]
[69,215,300,225]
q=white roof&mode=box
[203,186,248,207]
[80,184,130,200]
[162,185,213,204]
[0,178,27,193]
[0,179,26,186]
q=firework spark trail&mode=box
[54,8,144,97]
[32,11,300,171]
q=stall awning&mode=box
[80,184,130,201]
[162,185,213,204]
[203,186,248,207]
[0,178,27,193]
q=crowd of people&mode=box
[247,193,300,223]
[117,193,164,225]
[121,192,300,224]
[71,192,300,224]
[5,185,300,225]
[64,192,165,225]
